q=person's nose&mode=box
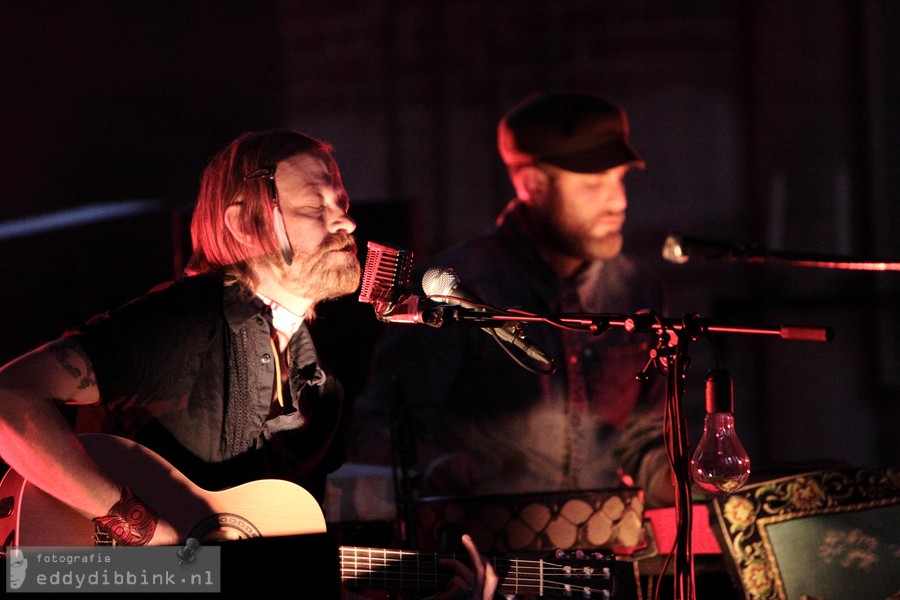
[608,179,628,212]
[328,205,356,234]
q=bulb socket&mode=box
[705,368,734,413]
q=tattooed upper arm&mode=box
[50,338,97,392]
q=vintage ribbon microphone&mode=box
[358,240,414,317]
[357,240,420,547]
[358,241,447,326]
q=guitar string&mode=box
[341,576,605,595]
[338,550,609,593]
[340,577,604,595]
[338,550,610,570]
[341,556,604,577]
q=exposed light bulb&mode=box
[690,369,751,495]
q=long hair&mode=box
[184,129,334,290]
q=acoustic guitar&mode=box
[0,434,636,598]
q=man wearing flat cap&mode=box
[355,90,674,513]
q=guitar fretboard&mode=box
[339,546,617,598]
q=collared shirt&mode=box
[69,273,344,502]
[255,291,304,349]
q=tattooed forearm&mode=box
[52,339,97,390]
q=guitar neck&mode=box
[340,546,537,596]
[339,546,619,599]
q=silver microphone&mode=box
[662,232,757,264]
[422,267,553,368]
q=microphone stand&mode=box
[441,305,834,343]
[443,306,834,600]
[388,376,418,550]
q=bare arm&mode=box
[0,338,177,544]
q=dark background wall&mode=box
[1,1,898,476]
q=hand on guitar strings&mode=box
[429,534,499,600]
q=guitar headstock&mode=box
[526,549,638,600]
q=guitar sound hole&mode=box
[189,513,263,541]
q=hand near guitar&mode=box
[428,534,499,600]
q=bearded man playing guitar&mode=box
[0,129,497,599]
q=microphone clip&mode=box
[377,295,447,327]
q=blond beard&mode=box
[287,248,361,302]
[255,233,361,302]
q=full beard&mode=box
[283,233,362,301]
[573,231,623,261]
[542,211,624,262]
[533,186,625,262]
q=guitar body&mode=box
[0,434,326,547]
[0,435,639,598]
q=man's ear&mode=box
[224,204,254,247]
[517,165,549,203]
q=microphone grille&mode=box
[662,233,689,264]
[422,267,459,297]
[359,241,413,306]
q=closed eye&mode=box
[297,204,327,217]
